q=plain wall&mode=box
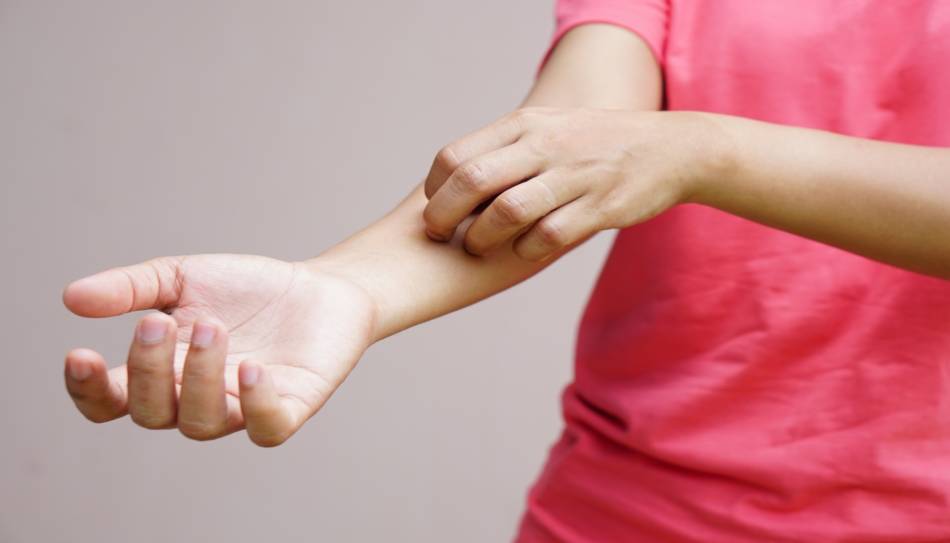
[0,2,615,541]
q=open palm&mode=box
[63,254,377,446]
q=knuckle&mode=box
[536,130,565,153]
[505,108,533,134]
[182,363,218,384]
[522,135,547,158]
[137,258,183,310]
[492,193,530,225]
[535,219,567,247]
[435,146,461,172]
[510,106,551,127]
[506,108,527,125]
[453,161,488,194]
[421,203,448,233]
[128,362,167,379]
[509,106,538,122]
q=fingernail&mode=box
[69,359,92,381]
[137,317,168,345]
[191,322,216,348]
[425,229,448,242]
[241,364,260,387]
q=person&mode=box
[62,0,950,540]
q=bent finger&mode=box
[423,142,542,241]
[513,196,602,262]
[239,361,300,447]
[423,112,526,199]
[463,170,585,256]
[127,313,179,429]
[64,348,128,423]
[177,319,231,440]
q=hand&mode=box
[422,107,728,260]
[62,254,377,446]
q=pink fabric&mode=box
[517,1,950,541]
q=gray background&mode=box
[0,1,614,541]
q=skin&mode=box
[421,109,713,260]
[64,23,950,447]
[63,256,376,445]
[422,108,950,277]
[64,24,659,446]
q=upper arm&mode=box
[523,0,668,110]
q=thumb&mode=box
[63,256,184,317]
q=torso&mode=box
[519,1,950,541]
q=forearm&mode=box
[694,114,950,278]
[307,184,558,341]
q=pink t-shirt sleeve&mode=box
[541,0,669,70]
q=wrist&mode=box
[299,253,389,344]
[678,111,742,207]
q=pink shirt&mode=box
[516,1,950,541]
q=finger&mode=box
[62,256,184,317]
[513,196,602,262]
[126,313,179,429]
[64,348,128,423]
[463,170,586,256]
[423,110,527,199]
[423,141,542,241]
[177,319,233,440]
[239,361,300,447]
